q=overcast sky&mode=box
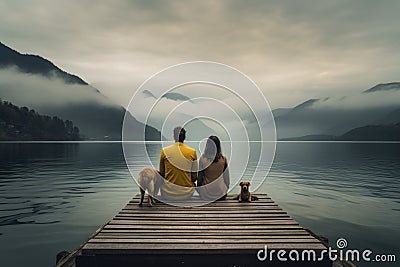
[1,0,400,108]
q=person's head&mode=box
[173,126,186,143]
[204,135,222,163]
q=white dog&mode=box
[138,167,163,206]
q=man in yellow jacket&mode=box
[159,127,197,200]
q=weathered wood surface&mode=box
[73,194,331,267]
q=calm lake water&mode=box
[0,142,399,266]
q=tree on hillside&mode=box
[0,100,81,141]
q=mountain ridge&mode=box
[0,42,161,140]
[363,82,400,93]
[274,83,400,139]
[280,122,400,141]
[0,42,89,86]
[339,123,400,141]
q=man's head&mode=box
[173,126,186,143]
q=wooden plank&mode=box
[115,214,288,218]
[122,208,283,212]
[118,209,287,216]
[128,200,276,205]
[124,205,280,209]
[88,238,321,244]
[108,219,299,226]
[103,225,303,230]
[126,198,277,205]
[129,196,272,201]
[125,202,278,208]
[115,212,288,216]
[122,206,281,211]
[113,216,292,221]
[114,215,291,220]
[99,229,310,235]
[82,242,327,252]
[92,236,315,243]
[125,202,279,206]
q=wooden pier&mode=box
[57,194,332,267]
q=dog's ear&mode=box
[239,181,243,186]
[248,182,251,186]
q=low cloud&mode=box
[312,90,400,110]
[0,67,116,111]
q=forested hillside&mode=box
[0,100,81,140]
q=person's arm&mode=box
[191,151,198,184]
[197,157,204,186]
[159,148,165,178]
[223,156,230,188]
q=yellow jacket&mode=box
[159,142,197,200]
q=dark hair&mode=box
[203,135,222,163]
[173,126,186,142]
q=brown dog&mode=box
[138,167,163,206]
[234,181,258,202]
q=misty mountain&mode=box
[0,42,160,140]
[280,122,400,141]
[338,123,400,141]
[363,82,400,93]
[272,108,291,118]
[142,90,157,98]
[163,92,191,102]
[142,89,191,102]
[184,118,227,142]
[148,112,224,142]
[291,99,320,110]
[0,42,88,86]
[274,84,400,139]
[274,98,342,138]
[280,135,336,141]
[375,108,400,125]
